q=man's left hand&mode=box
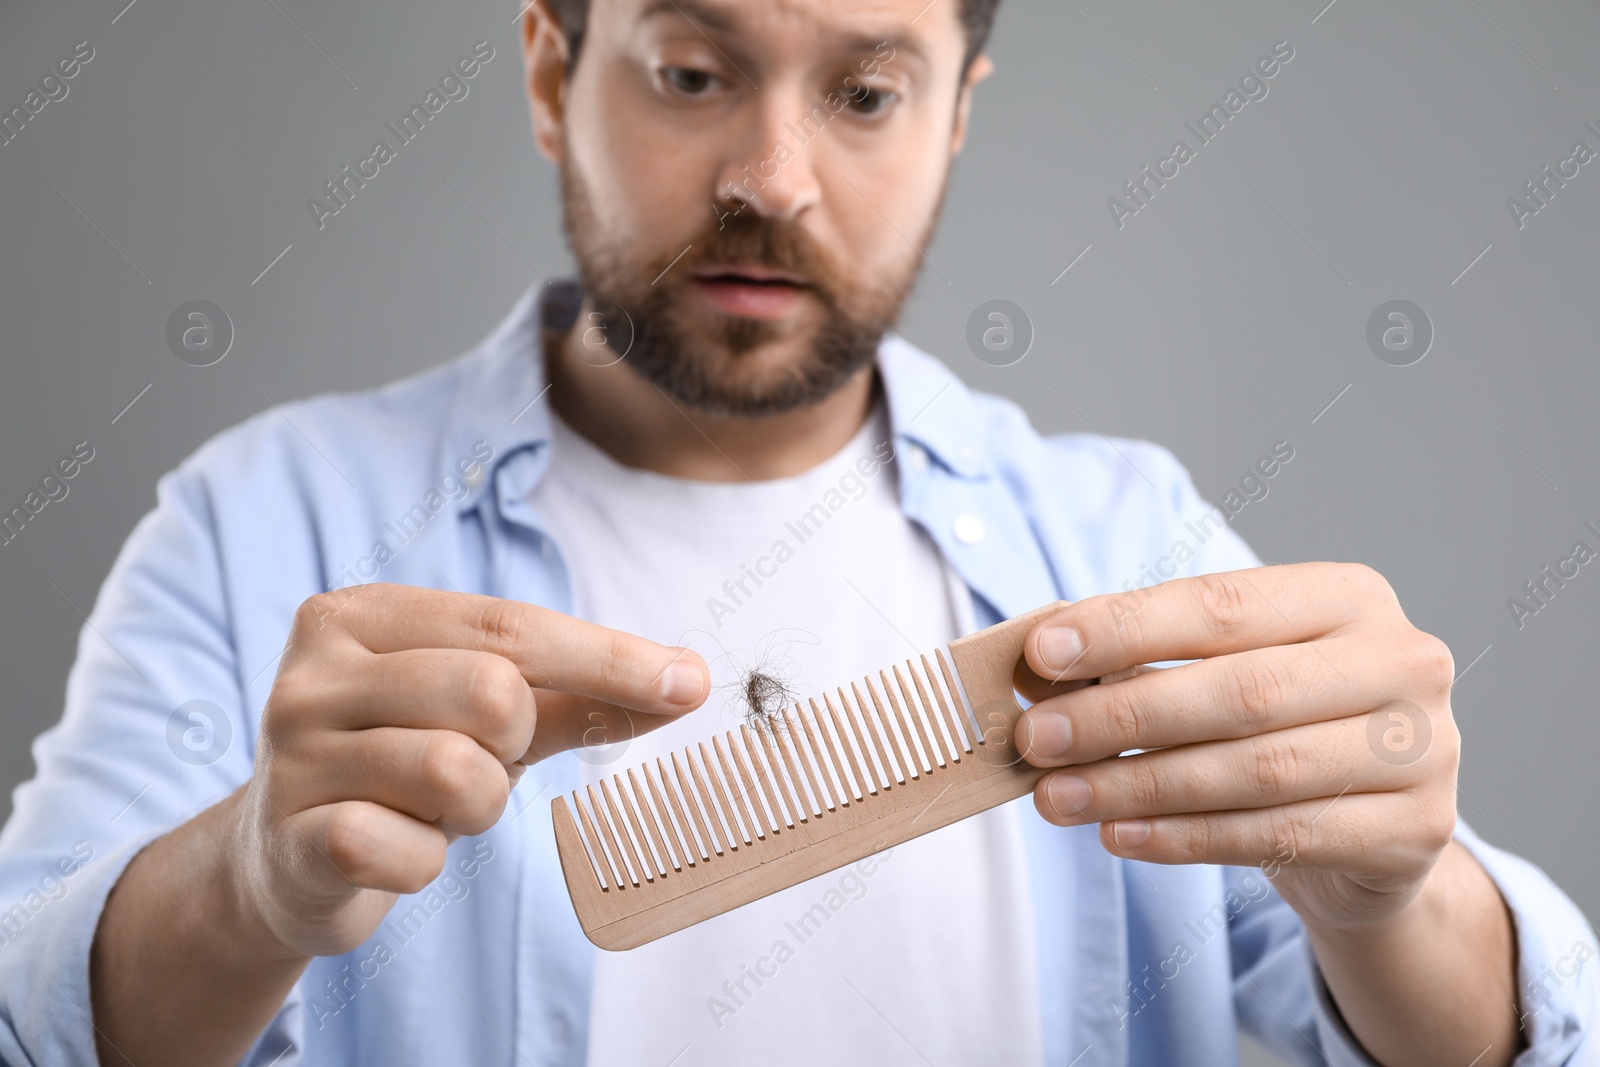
[1016,562,1461,932]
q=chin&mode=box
[691,361,835,415]
[616,290,885,417]
[646,351,864,419]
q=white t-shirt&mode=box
[528,405,1043,1067]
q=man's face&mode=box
[537,0,983,416]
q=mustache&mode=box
[667,210,840,294]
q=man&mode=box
[0,0,1592,1063]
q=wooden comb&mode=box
[551,600,1130,950]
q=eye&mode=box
[844,85,897,117]
[660,65,719,97]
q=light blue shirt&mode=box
[0,283,1592,1066]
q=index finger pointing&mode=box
[318,584,709,715]
[1023,563,1377,681]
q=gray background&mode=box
[2,0,1597,1063]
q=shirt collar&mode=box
[439,280,565,513]
[441,280,995,515]
[877,332,994,481]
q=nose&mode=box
[713,88,822,223]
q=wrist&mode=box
[91,783,313,1067]
[213,784,313,966]
[1300,844,1465,946]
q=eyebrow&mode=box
[637,0,930,68]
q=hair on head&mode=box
[538,0,1001,80]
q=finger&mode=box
[304,584,710,714]
[1079,791,1452,879]
[287,800,449,897]
[321,648,537,762]
[518,689,682,766]
[284,728,514,836]
[1023,563,1390,681]
[1031,715,1416,828]
[305,647,679,767]
[1011,655,1097,705]
[1017,638,1382,767]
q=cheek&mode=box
[824,132,948,273]
[566,69,711,250]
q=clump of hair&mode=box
[702,629,820,736]
[742,669,799,730]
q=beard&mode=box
[557,148,943,417]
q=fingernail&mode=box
[1112,819,1151,850]
[1044,775,1091,822]
[1023,710,1072,761]
[660,659,705,706]
[1038,625,1084,674]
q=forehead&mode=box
[600,0,962,63]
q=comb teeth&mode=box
[552,601,1070,950]
[566,651,977,893]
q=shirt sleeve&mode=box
[1145,444,1598,1065]
[0,461,300,1064]
[1229,821,1599,1067]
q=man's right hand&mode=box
[90,584,708,1067]
[239,583,710,959]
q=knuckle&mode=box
[1265,807,1311,866]
[1245,733,1301,802]
[459,775,513,836]
[1104,592,1146,640]
[323,807,381,876]
[1226,660,1290,733]
[399,842,449,895]
[477,600,531,659]
[1195,572,1252,640]
[1095,683,1146,753]
[261,666,319,737]
[1424,805,1458,853]
[463,656,528,743]
[1171,814,1215,862]
[1349,562,1396,603]
[292,591,345,636]
[390,867,434,898]
[1106,592,1155,659]
[1411,633,1455,693]
[1120,759,1167,813]
[601,630,647,696]
[419,731,485,801]
[257,701,293,751]
[1430,715,1462,769]
[269,659,312,698]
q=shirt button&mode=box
[953,514,985,545]
[465,465,486,489]
[904,444,929,472]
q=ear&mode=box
[523,0,572,164]
[949,53,993,156]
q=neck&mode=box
[544,302,879,483]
